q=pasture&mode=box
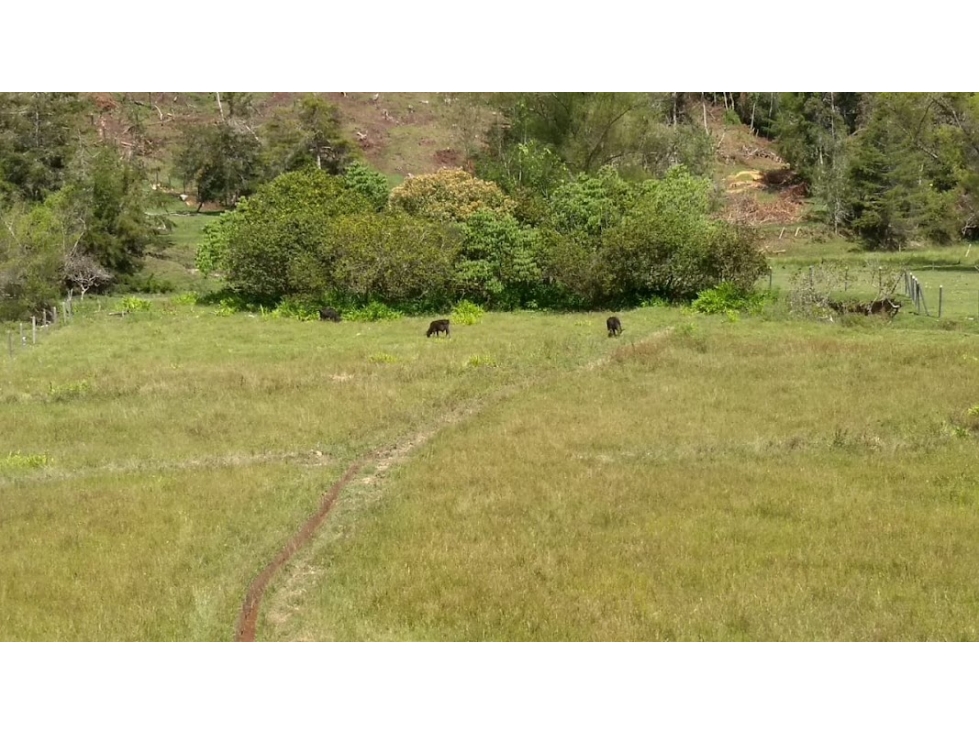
[0,298,673,640]
[4,271,979,640]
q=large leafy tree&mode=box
[541,166,765,306]
[207,169,374,299]
[455,209,542,309]
[389,168,515,223]
[173,122,263,209]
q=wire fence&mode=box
[4,298,76,360]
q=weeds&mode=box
[451,300,485,326]
[48,380,92,402]
[0,452,49,470]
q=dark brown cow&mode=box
[319,307,342,322]
[607,315,623,337]
[426,319,451,337]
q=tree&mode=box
[476,93,715,182]
[326,212,460,308]
[0,198,76,319]
[173,122,263,209]
[64,144,157,275]
[215,169,374,299]
[342,161,390,211]
[262,95,354,176]
[388,169,516,222]
[0,93,88,201]
[844,95,958,249]
[774,93,863,233]
[456,209,542,308]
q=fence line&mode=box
[3,298,75,360]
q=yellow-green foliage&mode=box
[388,168,516,222]
[451,300,485,326]
[0,452,49,470]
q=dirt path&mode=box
[233,328,674,641]
[233,457,371,641]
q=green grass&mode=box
[141,211,222,293]
[7,288,979,641]
[269,318,979,641]
[0,299,670,640]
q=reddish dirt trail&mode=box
[234,456,373,642]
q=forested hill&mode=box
[2,93,979,318]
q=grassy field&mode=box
[265,317,979,641]
[0,299,673,640]
[5,239,979,640]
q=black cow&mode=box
[607,315,623,337]
[427,319,451,338]
[319,307,342,322]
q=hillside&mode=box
[92,92,808,228]
[79,92,820,293]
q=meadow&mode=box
[4,258,979,640]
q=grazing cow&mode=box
[607,315,623,337]
[319,307,342,322]
[426,319,451,338]
[868,298,902,318]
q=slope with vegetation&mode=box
[5,92,979,322]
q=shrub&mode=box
[48,380,92,402]
[220,169,374,299]
[115,272,175,294]
[692,283,768,315]
[456,210,542,309]
[343,161,390,211]
[327,212,460,308]
[271,297,321,321]
[342,302,403,322]
[120,296,152,312]
[389,169,516,223]
[451,300,485,326]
